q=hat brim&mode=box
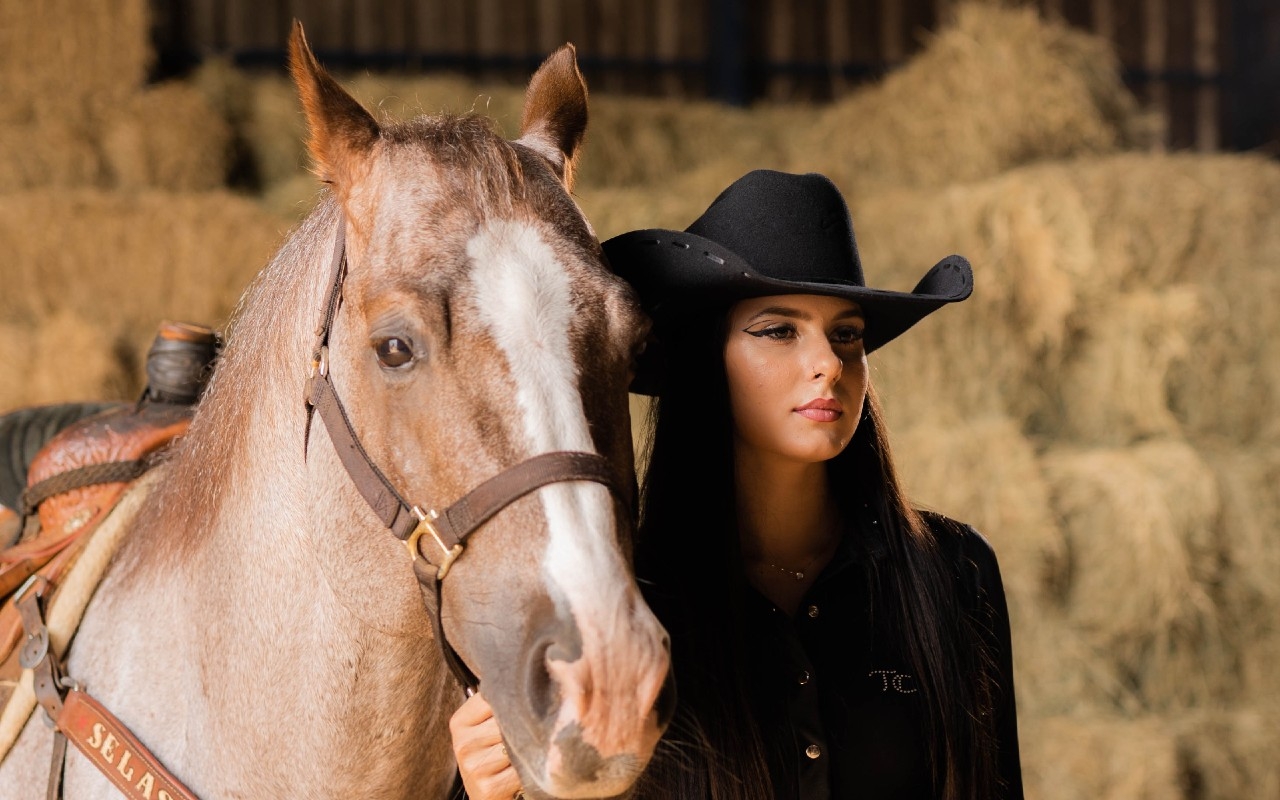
[604,228,973,395]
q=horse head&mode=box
[289,23,671,799]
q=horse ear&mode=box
[518,44,588,191]
[288,20,379,191]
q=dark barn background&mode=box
[150,0,1280,157]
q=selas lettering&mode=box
[81,724,174,799]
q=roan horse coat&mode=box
[0,23,669,800]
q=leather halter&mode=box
[303,215,623,692]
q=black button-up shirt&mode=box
[741,514,1024,800]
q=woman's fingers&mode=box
[451,692,502,749]
[469,754,523,799]
[451,692,524,800]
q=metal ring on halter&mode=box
[405,506,465,579]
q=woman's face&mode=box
[723,294,868,466]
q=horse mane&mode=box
[116,110,532,575]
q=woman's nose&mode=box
[809,341,843,382]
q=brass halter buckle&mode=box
[405,506,465,580]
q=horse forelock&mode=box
[381,113,527,211]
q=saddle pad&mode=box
[0,469,159,763]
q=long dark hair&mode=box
[631,302,999,799]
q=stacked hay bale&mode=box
[2,2,1276,797]
[0,2,285,410]
[789,8,1280,796]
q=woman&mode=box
[452,170,1022,799]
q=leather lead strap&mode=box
[59,690,199,800]
[46,732,66,800]
[304,219,349,455]
[15,577,201,800]
[420,451,621,550]
[308,374,418,538]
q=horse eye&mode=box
[375,337,414,368]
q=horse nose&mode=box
[527,603,671,794]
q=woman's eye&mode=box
[375,337,414,368]
[746,324,794,340]
[831,326,865,345]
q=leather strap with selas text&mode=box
[15,576,200,800]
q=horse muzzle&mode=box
[502,593,674,799]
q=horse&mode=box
[0,23,671,800]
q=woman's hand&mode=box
[450,691,523,800]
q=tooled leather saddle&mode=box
[0,322,219,716]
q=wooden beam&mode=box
[655,0,681,95]
[827,0,852,96]
[1144,0,1169,151]
[1091,0,1115,41]
[879,0,904,64]
[767,0,794,101]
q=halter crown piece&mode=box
[303,213,624,692]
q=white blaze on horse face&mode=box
[467,220,626,608]
[469,220,664,787]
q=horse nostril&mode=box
[526,640,559,722]
[654,669,677,729]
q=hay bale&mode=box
[346,73,527,134]
[1041,440,1231,710]
[789,3,1145,197]
[576,98,793,190]
[260,173,325,221]
[578,176,729,241]
[243,74,308,192]
[0,0,150,125]
[0,121,104,190]
[1024,708,1280,799]
[891,416,1084,716]
[891,417,1064,603]
[1022,715,1183,799]
[102,82,231,191]
[1173,706,1280,800]
[850,151,1280,447]
[1204,446,1280,700]
[1043,286,1204,445]
[853,169,1096,429]
[1062,153,1280,445]
[0,312,126,409]
[0,190,286,409]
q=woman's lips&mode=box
[795,398,843,422]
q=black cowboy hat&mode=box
[602,169,973,395]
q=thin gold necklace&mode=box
[762,557,822,581]
[758,534,837,581]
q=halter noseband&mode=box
[303,215,624,692]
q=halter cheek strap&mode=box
[303,214,625,693]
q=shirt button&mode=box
[797,670,811,686]
[805,744,822,759]
[807,604,820,619]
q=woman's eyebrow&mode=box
[745,304,865,323]
[747,306,806,321]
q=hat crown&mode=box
[685,170,865,287]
